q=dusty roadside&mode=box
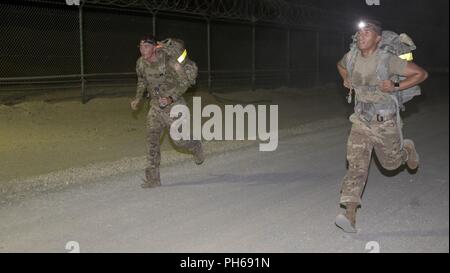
[0,85,348,202]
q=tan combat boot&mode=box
[335,202,358,233]
[141,168,161,188]
[403,139,419,170]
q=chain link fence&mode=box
[0,0,349,104]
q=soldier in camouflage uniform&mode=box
[335,20,428,232]
[131,36,204,189]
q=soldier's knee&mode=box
[171,139,186,147]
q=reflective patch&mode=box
[177,49,187,63]
[398,52,413,61]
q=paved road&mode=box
[0,78,448,253]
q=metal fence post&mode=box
[152,12,157,37]
[315,30,320,87]
[79,2,86,103]
[286,27,290,86]
[206,19,212,93]
[251,16,256,91]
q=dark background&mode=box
[0,0,448,97]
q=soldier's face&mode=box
[139,42,154,57]
[357,28,381,50]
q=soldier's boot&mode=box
[335,202,358,233]
[403,139,419,170]
[193,144,205,165]
[141,167,161,189]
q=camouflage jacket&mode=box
[134,49,197,103]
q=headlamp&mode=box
[358,21,366,29]
[357,19,382,35]
[139,36,156,47]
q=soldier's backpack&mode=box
[158,38,198,87]
[346,30,421,111]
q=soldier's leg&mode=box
[172,139,204,164]
[143,107,164,188]
[373,120,408,171]
[403,139,420,170]
[340,124,374,207]
[162,107,205,165]
[336,124,374,232]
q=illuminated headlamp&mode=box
[357,19,382,35]
[358,21,366,29]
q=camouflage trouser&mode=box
[145,101,202,183]
[340,114,408,206]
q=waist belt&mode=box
[356,101,396,123]
[356,111,395,123]
[373,112,396,122]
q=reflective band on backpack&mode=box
[177,49,187,63]
[398,52,413,61]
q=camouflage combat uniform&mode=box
[135,47,202,184]
[338,49,410,206]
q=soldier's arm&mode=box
[396,62,428,91]
[135,64,147,101]
[131,60,148,110]
[337,55,352,90]
[380,60,429,92]
[337,62,348,80]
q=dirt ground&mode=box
[0,88,211,181]
[0,84,346,201]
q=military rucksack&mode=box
[157,38,198,87]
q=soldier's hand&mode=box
[379,80,395,92]
[159,97,173,107]
[343,78,352,90]
[130,99,141,111]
